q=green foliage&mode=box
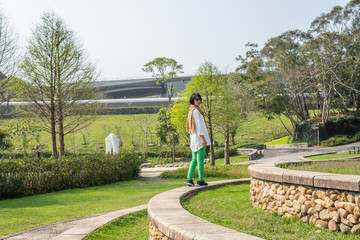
[0,129,11,150]
[321,132,360,147]
[155,107,177,144]
[160,164,250,179]
[0,152,144,199]
[142,57,183,86]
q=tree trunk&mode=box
[275,114,292,135]
[59,116,65,157]
[51,108,58,158]
[224,126,230,165]
[207,113,215,166]
[231,133,236,146]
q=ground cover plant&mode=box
[280,160,360,175]
[182,184,359,239]
[84,209,149,240]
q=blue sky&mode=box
[0,0,350,80]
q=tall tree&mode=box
[261,30,312,128]
[180,61,223,166]
[212,74,246,165]
[142,57,183,162]
[21,12,99,157]
[0,8,21,105]
[142,57,183,107]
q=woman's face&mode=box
[194,97,202,107]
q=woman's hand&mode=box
[200,135,207,146]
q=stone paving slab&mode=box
[148,178,264,240]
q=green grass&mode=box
[214,154,249,165]
[160,164,250,179]
[0,178,178,236]
[307,152,360,160]
[283,160,360,175]
[264,135,292,145]
[84,210,149,240]
[0,177,227,236]
[1,111,292,155]
[182,184,359,239]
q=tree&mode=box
[142,57,183,107]
[154,107,178,163]
[142,57,183,162]
[0,8,21,105]
[21,12,99,157]
[179,61,223,166]
[212,74,246,165]
[261,30,312,129]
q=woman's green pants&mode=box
[187,147,206,180]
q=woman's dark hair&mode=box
[190,93,202,105]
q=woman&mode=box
[186,93,211,186]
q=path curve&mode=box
[2,142,359,240]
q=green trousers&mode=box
[187,147,206,180]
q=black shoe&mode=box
[196,180,208,186]
[187,179,194,186]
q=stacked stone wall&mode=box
[250,177,360,233]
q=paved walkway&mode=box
[2,142,359,240]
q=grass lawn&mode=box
[264,135,292,145]
[84,209,149,240]
[283,160,360,175]
[0,111,291,155]
[182,184,359,240]
[307,152,360,160]
[0,177,206,236]
[214,154,249,165]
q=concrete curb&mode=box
[1,204,148,240]
[53,204,148,240]
[248,163,360,191]
[148,179,264,240]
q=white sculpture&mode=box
[105,133,120,154]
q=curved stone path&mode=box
[1,142,359,240]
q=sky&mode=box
[0,0,351,81]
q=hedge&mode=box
[0,152,144,199]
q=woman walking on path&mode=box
[186,93,211,186]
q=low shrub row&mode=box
[321,131,360,146]
[160,164,251,179]
[0,152,144,199]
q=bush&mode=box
[160,164,250,179]
[213,145,239,159]
[0,152,144,199]
[321,132,360,147]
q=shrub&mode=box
[0,152,144,199]
[160,164,250,179]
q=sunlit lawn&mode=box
[307,151,360,160]
[183,184,359,240]
[0,178,183,236]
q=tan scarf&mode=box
[186,105,205,133]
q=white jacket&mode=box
[190,109,211,152]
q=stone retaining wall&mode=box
[237,148,259,160]
[148,179,264,240]
[248,164,360,234]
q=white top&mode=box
[190,109,211,152]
